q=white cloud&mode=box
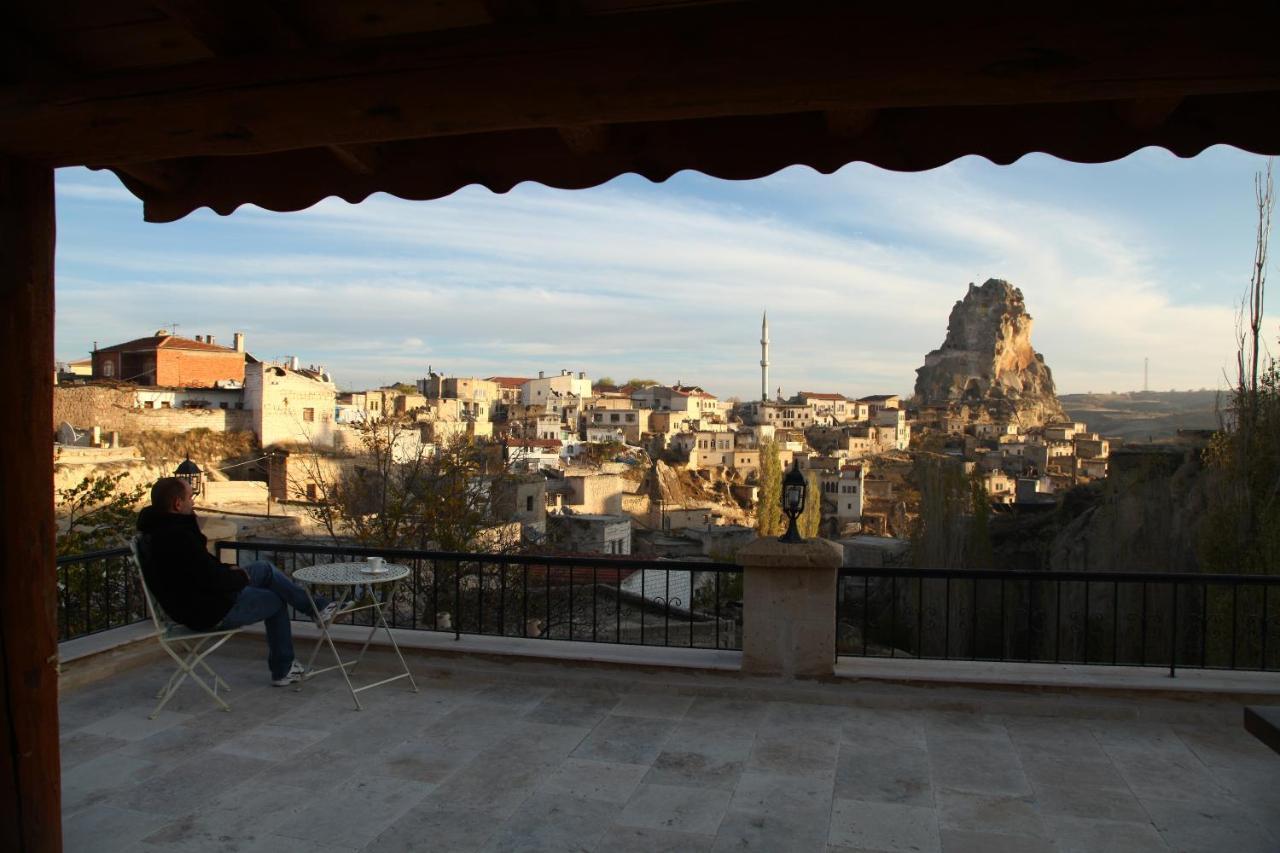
[55,160,1248,396]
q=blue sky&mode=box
[54,145,1271,399]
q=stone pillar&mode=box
[739,537,842,678]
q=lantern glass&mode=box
[175,456,203,497]
[778,459,807,543]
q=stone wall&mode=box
[54,385,253,437]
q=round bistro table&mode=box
[292,561,419,710]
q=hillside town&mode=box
[53,280,1117,564]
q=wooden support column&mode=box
[0,156,60,852]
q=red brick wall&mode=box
[154,350,244,387]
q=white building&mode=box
[244,361,337,449]
[521,370,592,405]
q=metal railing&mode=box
[216,541,744,650]
[56,546,148,641]
[837,567,1280,674]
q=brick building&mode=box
[91,330,246,387]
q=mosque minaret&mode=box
[760,311,770,403]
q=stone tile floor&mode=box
[60,638,1280,852]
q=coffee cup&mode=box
[366,556,386,573]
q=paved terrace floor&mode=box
[60,636,1280,853]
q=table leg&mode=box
[374,579,419,693]
[301,584,364,711]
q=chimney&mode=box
[194,335,203,343]
[289,356,300,371]
[207,334,216,346]
[538,370,544,379]
[233,332,245,353]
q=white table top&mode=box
[293,561,410,586]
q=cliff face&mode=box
[914,279,1066,428]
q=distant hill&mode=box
[1059,390,1224,442]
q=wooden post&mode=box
[0,156,61,852]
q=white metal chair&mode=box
[129,536,244,718]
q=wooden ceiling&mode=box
[4,1,1279,221]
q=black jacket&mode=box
[136,507,247,630]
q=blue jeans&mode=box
[218,561,327,680]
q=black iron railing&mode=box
[216,541,743,650]
[56,546,148,641]
[837,567,1280,674]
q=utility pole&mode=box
[1144,356,1149,393]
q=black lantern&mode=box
[779,459,807,543]
[175,455,203,497]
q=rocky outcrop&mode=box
[914,279,1066,428]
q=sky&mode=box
[54,145,1273,399]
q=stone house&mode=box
[521,370,592,405]
[872,408,911,450]
[563,472,625,515]
[506,437,563,472]
[91,330,246,387]
[819,464,866,526]
[485,376,529,416]
[588,407,647,444]
[244,361,337,449]
[1074,434,1110,459]
[738,399,816,429]
[547,513,632,555]
[858,394,901,416]
[797,392,864,423]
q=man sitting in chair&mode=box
[137,476,340,686]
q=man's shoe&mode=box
[314,601,341,628]
[271,661,307,687]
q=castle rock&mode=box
[914,279,1066,428]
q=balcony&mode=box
[60,632,1280,853]
[57,541,1280,852]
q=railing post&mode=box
[739,537,842,678]
[1169,580,1178,678]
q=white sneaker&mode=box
[313,601,341,628]
[272,661,307,687]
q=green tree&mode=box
[755,440,783,537]
[799,469,822,538]
[965,471,994,569]
[625,378,659,388]
[910,456,971,568]
[56,472,147,557]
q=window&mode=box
[303,408,315,422]
[220,402,228,410]
[102,360,114,377]
[306,483,319,501]
[526,495,534,512]
[610,413,620,423]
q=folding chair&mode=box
[129,536,245,718]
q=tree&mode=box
[1202,158,1280,575]
[755,440,783,537]
[625,378,659,389]
[910,456,971,568]
[56,472,147,557]
[297,417,524,552]
[799,469,822,538]
[965,471,994,569]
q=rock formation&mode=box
[914,279,1066,428]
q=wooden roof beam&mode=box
[156,0,379,176]
[2,3,1278,167]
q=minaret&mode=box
[760,311,770,403]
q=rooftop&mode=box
[60,633,1279,852]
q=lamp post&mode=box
[174,455,203,497]
[778,459,807,543]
